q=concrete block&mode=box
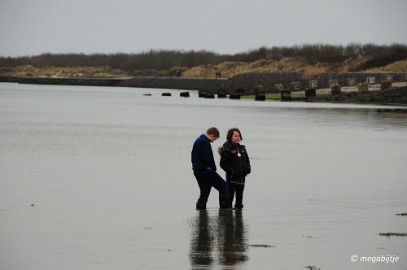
[367,76,376,84]
[329,79,338,87]
[274,84,284,91]
[347,78,356,86]
[358,82,369,92]
[309,80,318,89]
[254,85,264,93]
[291,82,301,91]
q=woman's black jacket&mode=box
[220,141,251,180]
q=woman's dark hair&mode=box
[226,128,242,142]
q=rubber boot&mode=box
[196,202,206,210]
[234,185,244,209]
[219,192,231,209]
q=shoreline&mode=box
[1,76,407,106]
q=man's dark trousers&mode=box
[194,170,228,204]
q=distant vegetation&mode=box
[1,43,406,78]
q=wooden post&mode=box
[180,91,190,97]
[255,93,266,101]
[198,90,207,98]
[305,88,316,98]
[205,92,215,98]
[280,90,291,101]
[254,85,265,101]
[331,85,341,95]
[358,82,369,92]
[217,90,227,98]
[380,81,392,90]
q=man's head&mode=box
[206,127,220,143]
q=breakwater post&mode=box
[380,81,392,90]
[281,90,292,101]
[254,85,266,101]
[331,85,341,95]
[217,89,227,98]
[358,82,369,92]
[180,91,190,97]
[305,88,316,101]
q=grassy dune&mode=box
[182,57,407,78]
[1,57,406,79]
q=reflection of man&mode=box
[191,127,229,209]
[189,209,248,269]
[189,210,213,268]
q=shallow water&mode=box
[1,83,406,269]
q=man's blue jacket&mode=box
[191,133,217,171]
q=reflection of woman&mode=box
[189,209,248,269]
[217,209,248,266]
[220,128,251,209]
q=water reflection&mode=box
[189,209,248,269]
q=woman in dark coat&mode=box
[220,128,251,208]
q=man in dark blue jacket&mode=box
[191,127,230,209]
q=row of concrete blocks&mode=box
[159,92,190,97]
[159,80,394,100]
[280,89,316,101]
[160,91,237,99]
[198,91,245,100]
[156,91,248,99]
[198,90,267,101]
[330,81,393,95]
[280,81,394,101]
[275,76,395,92]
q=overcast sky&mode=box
[1,0,406,57]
